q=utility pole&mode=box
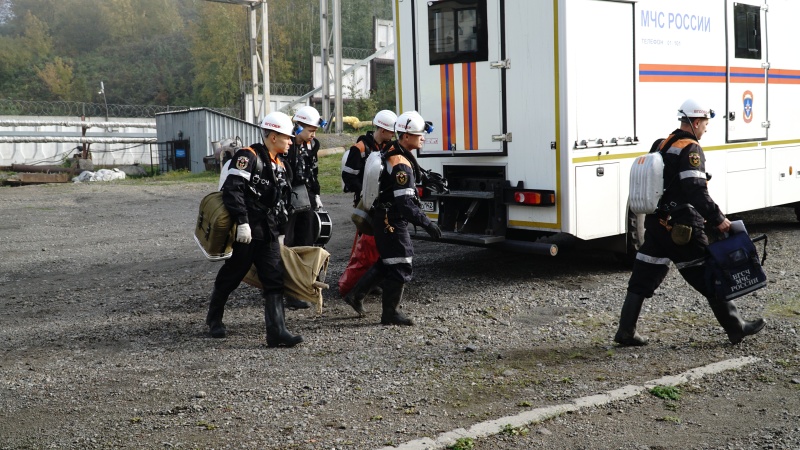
[333,0,343,134]
[205,0,270,124]
[320,0,343,134]
[320,0,329,124]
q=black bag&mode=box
[705,232,767,302]
[289,183,311,214]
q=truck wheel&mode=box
[795,204,800,222]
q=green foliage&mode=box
[1,0,394,109]
[649,385,681,401]
[656,416,681,424]
[317,152,347,195]
[500,424,529,436]
[446,437,475,450]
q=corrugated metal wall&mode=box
[155,108,261,173]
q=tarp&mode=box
[72,168,126,183]
[243,245,330,313]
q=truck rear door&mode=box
[415,0,505,156]
[726,0,768,142]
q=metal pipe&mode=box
[490,240,559,256]
[0,137,156,144]
[0,120,155,128]
[10,164,76,174]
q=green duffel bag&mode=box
[194,191,236,261]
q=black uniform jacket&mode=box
[376,143,432,229]
[220,143,291,240]
[342,131,381,195]
[286,137,321,197]
[658,129,726,229]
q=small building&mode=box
[155,108,261,174]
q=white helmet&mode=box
[293,105,326,128]
[259,111,295,137]
[395,111,434,136]
[678,99,715,119]
[373,110,398,131]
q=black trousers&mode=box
[214,239,283,296]
[627,215,711,298]
[372,209,414,283]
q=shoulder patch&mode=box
[236,155,250,170]
[688,151,701,168]
[395,170,408,186]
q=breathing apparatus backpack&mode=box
[628,135,695,215]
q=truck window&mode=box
[428,0,488,65]
[734,3,761,60]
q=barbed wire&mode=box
[310,44,374,60]
[269,83,313,96]
[0,99,238,119]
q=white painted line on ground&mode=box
[379,356,759,450]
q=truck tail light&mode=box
[514,191,554,205]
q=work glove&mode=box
[424,222,442,239]
[315,194,323,210]
[236,223,252,244]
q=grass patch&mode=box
[649,385,681,401]
[766,296,800,318]
[656,416,681,424]
[446,437,475,450]
[500,424,529,436]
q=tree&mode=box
[35,57,76,100]
[189,2,248,107]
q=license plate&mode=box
[420,200,436,212]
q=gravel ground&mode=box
[0,180,799,450]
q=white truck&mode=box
[393,0,800,257]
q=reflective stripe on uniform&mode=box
[635,253,671,266]
[352,208,369,220]
[666,147,683,156]
[679,170,705,180]
[342,166,360,175]
[227,168,251,180]
[383,256,413,265]
[675,257,706,270]
[393,188,416,197]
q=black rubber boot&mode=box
[264,293,303,348]
[205,289,228,339]
[369,285,384,296]
[380,278,413,326]
[285,296,311,310]
[343,266,384,317]
[708,299,766,345]
[614,291,648,346]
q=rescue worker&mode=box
[342,111,442,325]
[284,105,325,248]
[342,109,397,207]
[614,99,765,346]
[205,111,303,348]
[283,105,326,310]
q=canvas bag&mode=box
[705,225,767,302]
[194,191,236,261]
